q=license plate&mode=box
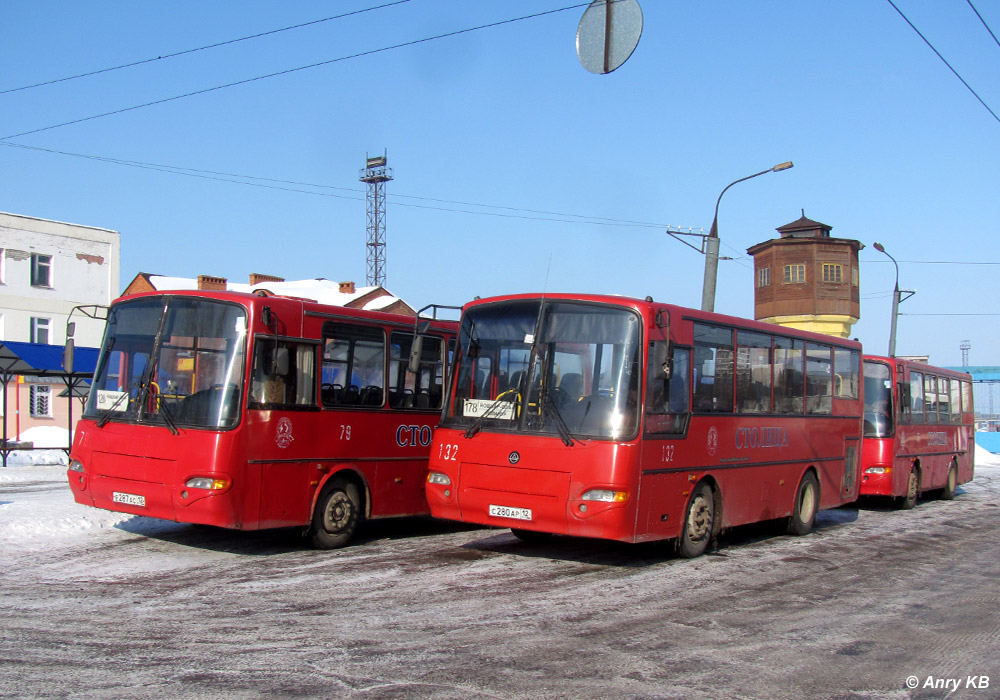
[489,504,532,521]
[112,491,146,508]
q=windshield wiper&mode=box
[464,390,518,439]
[96,389,131,428]
[157,399,180,436]
[541,392,576,447]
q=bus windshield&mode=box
[84,296,247,430]
[863,360,893,438]
[443,300,642,440]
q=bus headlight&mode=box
[864,466,891,475]
[581,489,628,503]
[427,472,451,486]
[184,477,229,490]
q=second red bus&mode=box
[425,293,864,556]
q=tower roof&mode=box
[776,212,832,238]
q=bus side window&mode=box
[644,343,689,434]
[321,323,386,408]
[389,332,445,409]
[250,341,316,408]
[909,371,924,423]
[692,323,733,413]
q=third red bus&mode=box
[861,355,974,508]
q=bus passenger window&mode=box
[736,331,772,414]
[389,332,445,409]
[692,324,733,413]
[908,372,924,423]
[321,323,386,408]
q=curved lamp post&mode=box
[701,161,794,312]
[873,242,901,357]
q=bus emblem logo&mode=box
[706,426,719,456]
[275,417,294,448]
[508,451,521,465]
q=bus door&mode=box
[638,321,692,538]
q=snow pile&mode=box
[3,426,72,467]
[1,427,136,545]
[974,442,1000,470]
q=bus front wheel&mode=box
[310,478,361,549]
[678,482,715,558]
[511,528,553,543]
[787,472,819,536]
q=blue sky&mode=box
[2,0,998,366]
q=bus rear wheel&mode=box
[898,468,919,510]
[678,482,715,558]
[787,472,819,536]
[941,463,958,500]
[310,478,361,549]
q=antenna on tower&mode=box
[359,150,393,287]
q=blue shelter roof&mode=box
[0,341,98,378]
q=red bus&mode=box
[425,293,864,556]
[67,290,457,548]
[861,355,974,508]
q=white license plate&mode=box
[489,504,532,521]
[112,491,146,507]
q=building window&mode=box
[31,254,53,287]
[852,265,859,287]
[757,267,770,288]
[31,317,51,344]
[823,263,843,283]
[30,384,53,418]
[783,264,806,284]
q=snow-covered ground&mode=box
[2,440,999,699]
[0,426,171,542]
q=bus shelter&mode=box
[0,340,98,467]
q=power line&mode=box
[966,0,1000,50]
[866,258,1000,266]
[3,3,589,140]
[0,139,678,229]
[886,0,1000,125]
[0,1,413,95]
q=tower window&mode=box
[823,263,843,283]
[758,267,770,288]
[783,264,806,284]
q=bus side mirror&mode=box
[899,382,911,409]
[407,335,424,374]
[63,338,75,374]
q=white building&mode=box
[1,211,120,346]
[1,211,120,441]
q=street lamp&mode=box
[873,241,909,357]
[701,161,794,312]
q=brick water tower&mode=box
[746,213,863,338]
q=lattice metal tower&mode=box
[359,152,393,287]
